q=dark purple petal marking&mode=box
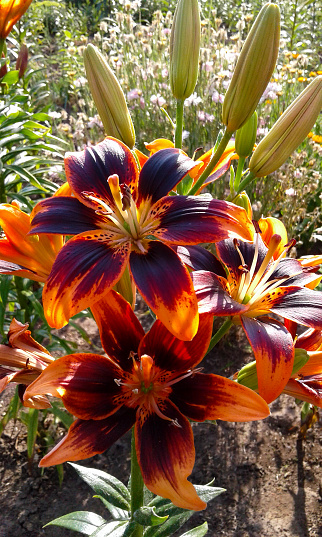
[30,197,103,235]
[270,286,322,329]
[173,245,226,277]
[241,316,294,403]
[191,271,248,315]
[65,137,139,207]
[137,148,198,205]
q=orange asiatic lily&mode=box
[25,290,269,510]
[30,136,254,339]
[0,202,64,282]
[0,0,33,40]
[187,226,322,403]
[0,318,54,408]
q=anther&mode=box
[114,379,122,386]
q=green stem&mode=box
[130,427,144,537]
[188,128,233,195]
[174,98,184,149]
[206,318,233,355]
[236,170,255,195]
[233,156,246,192]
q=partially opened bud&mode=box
[250,76,322,177]
[233,191,252,218]
[16,43,28,78]
[170,0,201,100]
[0,52,7,78]
[235,111,257,158]
[84,43,135,148]
[222,3,280,132]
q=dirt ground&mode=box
[1,318,322,537]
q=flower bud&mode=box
[0,52,7,78]
[235,111,257,158]
[222,3,280,132]
[83,43,135,148]
[170,0,201,100]
[0,0,33,40]
[233,191,252,218]
[16,43,28,78]
[249,76,322,177]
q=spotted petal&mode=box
[130,241,198,341]
[135,400,205,511]
[25,353,123,420]
[39,408,137,467]
[171,372,270,422]
[151,197,254,244]
[191,271,248,315]
[43,232,130,328]
[283,378,322,407]
[270,286,322,329]
[241,316,294,403]
[65,137,139,209]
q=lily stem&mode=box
[188,128,233,195]
[206,318,233,355]
[130,427,144,537]
[174,98,184,149]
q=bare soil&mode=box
[1,318,322,537]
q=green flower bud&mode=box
[235,111,258,158]
[222,3,280,132]
[249,76,322,177]
[233,191,252,218]
[170,0,201,100]
[84,44,135,148]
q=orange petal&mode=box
[135,401,206,511]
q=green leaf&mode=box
[1,70,19,84]
[50,401,74,429]
[26,408,39,459]
[133,506,168,527]
[93,496,129,521]
[45,511,107,535]
[6,165,48,191]
[144,512,192,537]
[148,483,225,517]
[180,522,208,537]
[90,521,130,537]
[69,463,131,510]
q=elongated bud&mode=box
[237,349,310,389]
[170,0,201,100]
[16,43,28,78]
[235,111,257,158]
[249,76,322,177]
[0,52,7,78]
[222,3,280,132]
[84,44,135,148]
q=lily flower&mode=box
[190,230,322,403]
[0,0,33,40]
[25,290,269,510]
[0,318,54,409]
[30,136,254,340]
[0,202,64,282]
